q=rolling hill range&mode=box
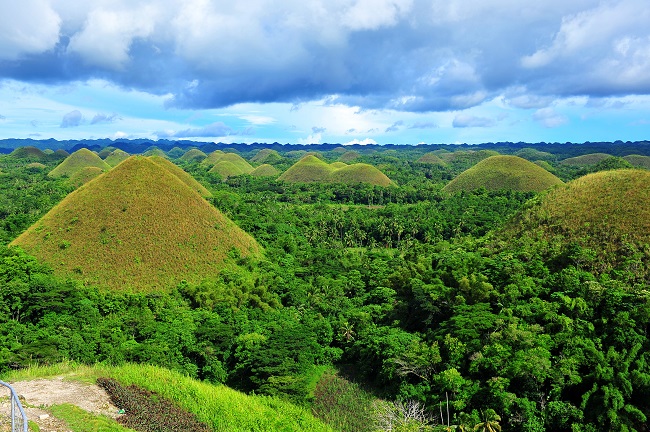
[497,169,650,279]
[48,148,111,179]
[442,155,563,193]
[11,156,260,291]
[279,155,393,186]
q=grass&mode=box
[499,169,650,277]
[250,149,282,164]
[203,152,253,174]
[338,151,360,163]
[179,148,207,163]
[279,155,394,186]
[623,154,650,169]
[250,164,280,177]
[2,363,334,432]
[49,404,136,432]
[11,156,260,292]
[48,148,111,179]
[105,150,130,167]
[68,166,105,187]
[149,156,212,197]
[515,147,555,161]
[559,153,612,166]
[416,152,446,165]
[10,146,47,160]
[442,155,563,193]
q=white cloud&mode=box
[344,138,377,145]
[342,0,413,30]
[0,0,61,60]
[60,110,82,128]
[532,108,568,128]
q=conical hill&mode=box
[105,149,130,167]
[48,148,111,178]
[328,163,393,186]
[442,155,563,193]
[11,156,260,291]
[497,169,650,279]
[278,155,336,183]
[149,156,212,197]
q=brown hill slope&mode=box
[149,156,212,198]
[11,156,260,291]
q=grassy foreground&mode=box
[2,362,334,432]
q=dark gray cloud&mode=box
[2,1,649,113]
[60,110,82,128]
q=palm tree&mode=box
[473,409,501,432]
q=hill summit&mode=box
[11,156,260,291]
[443,155,563,193]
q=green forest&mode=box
[2,141,650,431]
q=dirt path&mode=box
[1,377,119,432]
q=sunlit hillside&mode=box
[48,148,111,179]
[12,156,260,291]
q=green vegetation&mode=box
[180,148,208,163]
[11,156,259,291]
[105,149,130,167]
[49,404,136,432]
[623,154,650,169]
[250,164,280,177]
[416,152,446,165]
[48,148,111,179]
[515,147,555,161]
[560,152,613,166]
[443,155,563,193]
[3,141,650,432]
[250,149,282,164]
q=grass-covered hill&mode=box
[416,152,446,165]
[250,148,282,164]
[68,166,104,187]
[279,155,394,186]
[179,148,208,163]
[498,169,650,280]
[442,155,564,193]
[3,362,333,432]
[338,150,360,163]
[11,156,260,291]
[623,154,650,169]
[10,146,47,160]
[330,161,347,169]
[250,163,280,177]
[149,156,212,198]
[560,153,612,166]
[278,155,336,183]
[203,152,254,174]
[209,160,246,178]
[104,149,130,167]
[515,147,555,161]
[166,146,186,159]
[48,148,111,179]
[328,163,393,186]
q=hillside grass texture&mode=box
[104,149,130,167]
[279,155,393,186]
[204,152,254,175]
[623,154,650,169]
[180,148,208,163]
[68,166,105,187]
[559,153,613,166]
[11,156,260,292]
[48,148,111,179]
[416,152,446,165]
[149,155,212,197]
[250,149,282,164]
[442,155,564,193]
[10,146,47,159]
[2,362,334,432]
[250,164,280,177]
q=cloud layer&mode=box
[2,0,650,115]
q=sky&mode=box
[1,0,650,145]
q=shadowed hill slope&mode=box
[443,155,563,193]
[623,154,650,169]
[48,148,111,178]
[497,169,650,280]
[11,156,260,291]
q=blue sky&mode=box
[1,0,650,145]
